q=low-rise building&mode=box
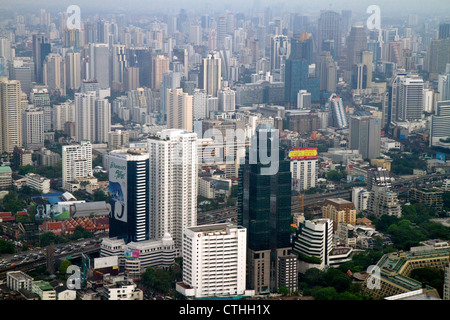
[0,166,12,189]
[6,271,33,292]
[31,281,56,300]
[25,173,51,193]
[102,280,143,300]
[410,188,443,211]
[322,198,357,231]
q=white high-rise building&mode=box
[176,223,247,299]
[110,44,127,91]
[218,87,236,112]
[22,107,44,150]
[352,187,370,213]
[398,76,424,121]
[43,53,66,96]
[75,91,96,142]
[147,129,197,254]
[199,52,221,97]
[53,100,75,131]
[297,90,311,109]
[75,92,110,143]
[193,89,207,120]
[88,43,110,89]
[166,88,193,132]
[95,98,111,143]
[290,158,318,192]
[62,140,93,190]
[65,51,81,91]
[0,79,26,154]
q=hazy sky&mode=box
[1,0,449,19]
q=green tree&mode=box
[326,170,344,182]
[313,287,338,300]
[18,164,36,176]
[59,259,72,274]
[142,267,173,293]
[278,286,290,296]
[0,239,15,254]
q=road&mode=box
[0,239,102,280]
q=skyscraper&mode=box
[349,116,381,160]
[0,79,26,154]
[151,55,169,91]
[43,53,66,96]
[238,124,293,294]
[65,51,81,91]
[147,129,198,254]
[270,35,291,78]
[317,10,342,60]
[317,51,338,93]
[199,52,222,97]
[88,43,110,89]
[166,88,193,132]
[32,34,51,83]
[284,58,320,106]
[110,44,127,91]
[397,76,424,121]
[22,107,44,150]
[108,150,150,243]
[346,25,367,72]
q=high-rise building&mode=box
[238,124,293,294]
[290,154,318,192]
[176,223,247,299]
[439,23,450,40]
[147,129,197,254]
[327,94,348,128]
[297,90,311,109]
[22,107,44,150]
[317,10,342,60]
[123,67,139,91]
[199,52,222,97]
[65,51,81,91]
[430,102,450,147]
[349,116,381,160]
[108,130,129,151]
[161,71,181,117]
[341,10,352,37]
[346,26,367,72]
[284,58,320,106]
[62,140,93,190]
[32,34,51,83]
[0,79,26,154]
[367,186,401,218]
[192,89,207,120]
[88,43,110,89]
[166,88,193,132]
[110,44,127,91]
[95,98,111,143]
[317,51,338,93]
[151,55,169,91]
[397,76,424,121]
[270,35,291,79]
[53,100,75,131]
[43,53,66,96]
[218,87,236,112]
[108,150,150,243]
[75,91,96,142]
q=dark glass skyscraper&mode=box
[108,150,150,244]
[284,58,320,106]
[238,124,292,294]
